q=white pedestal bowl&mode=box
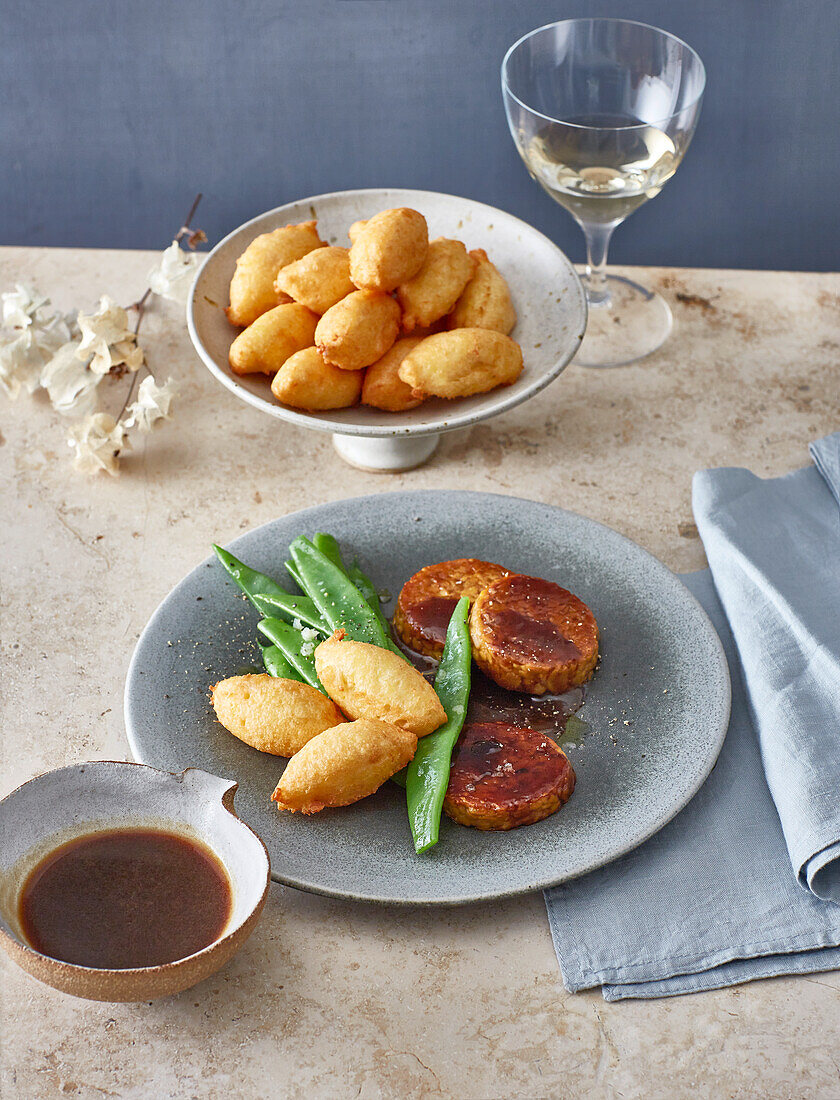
[187,189,586,472]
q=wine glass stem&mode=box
[580,221,618,307]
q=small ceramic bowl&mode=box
[187,187,587,472]
[0,762,270,1001]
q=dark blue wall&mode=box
[2,1,838,270]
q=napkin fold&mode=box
[545,434,840,999]
[695,433,840,901]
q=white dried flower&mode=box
[122,375,175,433]
[147,241,203,305]
[0,286,77,400]
[2,284,49,330]
[35,311,77,356]
[0,332,45,398]
[67,413,127,476]
[40,341,100,416]
[76,296,144,376]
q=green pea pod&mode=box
[285,558,306,591]
[258,617,324,692]
[349,560,408,662]
[405,596,471,854]
[213,545,292,613]
[260,643,302,682]
[313,532,348,574]
[252,590,327,632]
[289,537,389,647]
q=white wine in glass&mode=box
[503,20,705,367]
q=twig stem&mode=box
[118,192,203,420]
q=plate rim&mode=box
[185,187,588,440]
[124,489,731,905]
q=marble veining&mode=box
[1,247,839,1099]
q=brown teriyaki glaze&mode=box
[403,596,459,648]
[476,575,592,667]
[393,632,583,739]
[18,829,232,969]
[481,607,581,664]
[467,669,583,737]
[443,721,576,829]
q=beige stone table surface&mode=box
[1,246,839,1100]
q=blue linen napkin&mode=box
[545,434,840,999]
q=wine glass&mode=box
[502,19,705,367]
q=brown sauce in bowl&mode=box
[18,829,232,969]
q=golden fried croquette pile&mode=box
[225,208,523,413]
[226,221,323,327]
[211,630,447,816]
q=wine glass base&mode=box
[574,274,673,368]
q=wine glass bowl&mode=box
[502,19,705,366]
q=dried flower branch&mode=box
[0,193,206,475]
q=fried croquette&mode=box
[361,337,426,412]
[271,346,364,411]
[470,575,599,695]
[210,674,344,756]
[314,633,447,736]
[403,318,447,339]
[274,246,355,315]
[443,721,576,830]
[398,328,523,398]
[315,289,401,370]
[448,248,517,334]
[271,718,417,813]
[394,558,513,658]
[228,303,319,376]
[226,221,324,327]
[349,208,429,292]
[348,219,368,244]
[397,238,475,332]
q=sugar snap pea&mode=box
[313,532,348,574]
[289,537,389,647]
[213,545,292,612]
[214,544,325,630]
[349,560,409,662]
[251,590,327,632]
[285,558,306,591]
[257,617,324,692]
[259,642,302,682]
[310,534,402,657]
[405,596,471,854]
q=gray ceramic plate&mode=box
[125,492,730,905]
